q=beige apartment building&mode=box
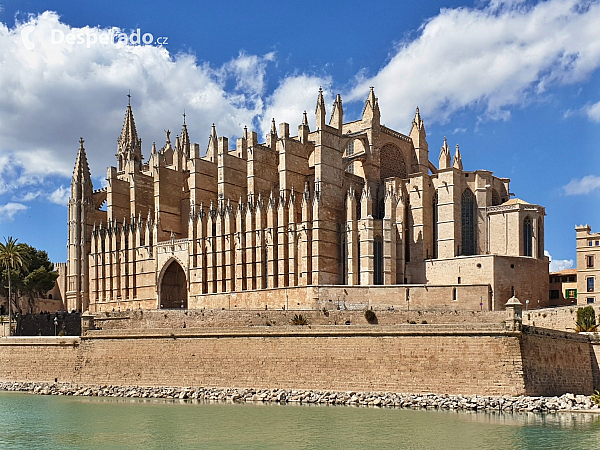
[576,224,600,305]
[65,88,549,313]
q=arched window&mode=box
[432,192,438,259]
[491,189,501,206]
[380,144,407,180]
[461,189,475,256]
[374,236,383,285]
[524,217,533,257]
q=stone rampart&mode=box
[91,309,507,331]
[522,305,600,332]
[0,324,594,396]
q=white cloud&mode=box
[262,74,332,138]
[0,202,28,221]
[545,250,575,272]
[0,12,275,191]
[348,0,600,129]
[13,190,42,201]
[48,185,70,205]
[585,100,600,122]
[563,175,600,195]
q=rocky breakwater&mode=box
[1,382,598,412]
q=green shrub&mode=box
[291,314,308,325]
[364,309,377,324]
[575,306,598,332]
[592,390,600,405]
[57,329,66,337]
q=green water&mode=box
[1,393,600,449]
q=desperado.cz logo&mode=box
[21,26,168,50]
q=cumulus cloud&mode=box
[0,11,275,193]
[545,250,575,272]
[563,175,600,195]
[261,74,332,138]
[585,100,600,122]
[348,0,600,128]
[0,202,28,221]
[47,185,70,205]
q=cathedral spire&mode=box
[330,93,343,131]
[302,111,309,127]
[412,106,424,131]
[72,137,92,187]
[180,110,190,158]
[316,87,326,130]
[206,123,217,161]
[117,94,143,170]
[439,136,451,170]
[452,143,463,171]
[361,86,380,123]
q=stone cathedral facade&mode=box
[66,88,549,314]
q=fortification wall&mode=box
[520,326,593,396]
[522,305,600,332]
[92,309,507,330]
[0,325,594,396]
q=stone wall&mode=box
[92,309,507,330]
[521,305,600,332]
[0,324,594,396]
[520,326,593,396]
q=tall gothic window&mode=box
[491,189,501,206]
[461,189,475,256]
[346,140,355,174]
[346,140,355,156]
[374,236,383,285]
[432,192,438,259]
[524,217,533,257]
[341,230,347,285]
[405,200,411,262]
[537,220,543,258]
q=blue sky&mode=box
[0,0,598,271]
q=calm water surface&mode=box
[2,392,600,449]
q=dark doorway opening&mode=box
[160,261,187,309]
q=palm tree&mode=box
[0,237,28,336]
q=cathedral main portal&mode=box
[159,260,188,309]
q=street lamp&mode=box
[525,299,530,311]
[54,316,58,336]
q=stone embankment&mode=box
[1,382,598,413]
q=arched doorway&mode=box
[160,260,188,309]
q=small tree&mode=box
[0,237,28,336]
[575,306,598,333]
[0,240,58,335]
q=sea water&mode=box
[1,392,599,449]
